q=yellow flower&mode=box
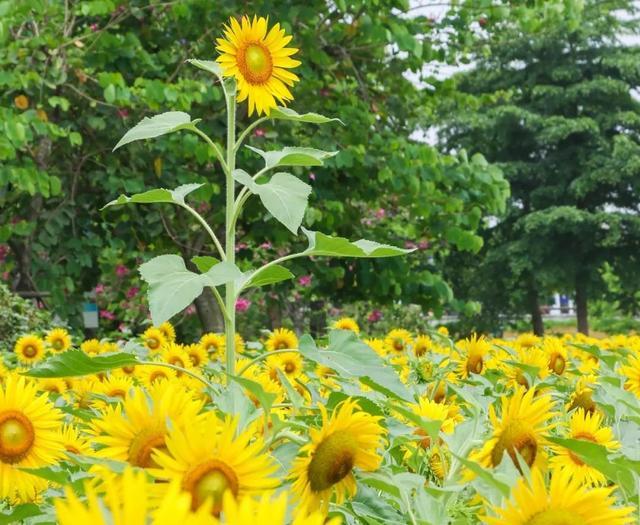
[549,408,620,486]
[137,364,177,388]
[543,337,568,375]
[159,321,177,342]
[290,399,386,512]
[81,338,104,355]
[153,413,278,515]
[218,491,341,525]
[38,377,68,396]
[143,327,167,353]
[364,337,387,357]
[0,375,64,502]
[216,15,301,116]
[413,335,432,357]
[505,346,549,390]
[45,328,71,352]
[93,373,134,401]
[265,328,298,351]
[437,326,449,336]
[485,468,634,524]
[14,94,29,110]
[161,343,194,374]
[384,328,413,354]
[200,333,226,359]
[61,424,92,457]
[185,344,209,368]
[14,335,45,365]
[454,334,490,378]
[469,387,556,474]
[515,333,540,349]
[620,354,640,398]
[266,351,303,383]
[91,381,203,469]
[54,467,217,525]
[332,317,360,334]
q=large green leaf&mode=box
[299,331,412,401]
[102,183,204,210]
[113,111,197,150]
[238,264,294,291]
[268,106,343,125]
[24,350,138,378]
[139,255,242,325]
[302,228,414,258]
[246,146,337,169]
[186,58,224,82]
[0,504,42,525]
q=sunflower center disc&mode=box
[550,354,566,375]
[308,430,358,492]
[147,337,159,350]
[526,509,579,525]
[23,345,37,358]
[491,419,538,471]
[243,44,272,83]
[184,459,239,514]
[0,411,35,463]
[128,428,166,468]
[284,361,296,374]
[466,354,484,375]
[52,340,63,350]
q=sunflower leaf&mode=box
[268,107,344,125]
[23,350,139,378]
[113,111,196,150]
[101,183,204,210]
[301,228,415,258]
[246,146,337,169]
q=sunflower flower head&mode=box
[216,15,301,116]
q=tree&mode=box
[442,0,640,335]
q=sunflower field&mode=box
[2,322,640,524]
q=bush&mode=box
[0,283,52,351]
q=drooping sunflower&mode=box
[332,317,360,334]
[91,381,203,469]
[265,328,299,351]
[485,468,634,525]
[384,328,413,354]
[142,327,167,353]
[216,15,301,116]
[620,354,640,398]
[543,337,568,376]
[14,335,45,365]
[290,398,386,512]
[0,375,64,502]
[566,374,598,414]
[469,387,556,474]
[505,346,549,391]
[454,334,490,378]
[54,467,217,525]
[219,491,341,525]
[153,413,278,515]
[45,328,72,352]
[549,408,619,486]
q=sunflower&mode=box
[219,491,341,525]
[549,408,619,486]
[143,327,167,353]
[567,374,598,414]
[200,333,226,359]
[485,468,634,525]
[266,351,303,383]
[505,346,549,390]
[0,375,64,502]
[265,328,299,351]
[137,364,177,388]
[620,354,640,398]
[384,328,413,354]
[364,337,387,357]
[216,15,301,116]
[413,335,433,357]
[469,387,556,474]
[14,335,45,365]
[186,344,209,368]
[54,467,217,525]
[61,424,92,457]
[332,317,360,334]
[37,377,68,396]
[543,338,568,376]
[290,398,386,512]
[153,413,278,515]
[515,333,540,349]
[454,334,490,378]
[159,321,177,343]
[45,328,72,352]
[94,373,135,401]
[161,343,194,375]
[92,381,203,469]
[81,338,104,355]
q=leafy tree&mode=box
[442,0,640,335]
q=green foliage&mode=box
[0,283,52,351]
[24,349,138,378]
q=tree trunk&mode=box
[527,278,544,336]
[575,278,589,335]
[194,288,224,333]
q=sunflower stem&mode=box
[224,81,237,380]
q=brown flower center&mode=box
[146,337,160,350]
[239,43,273,84]
[23,345,37,358]
[491,419,538,473]
[128,428,166,468]
[0,411,35,463]
[549,354,566,375]
[183,459,239,514]
[466,354,483,375]
[308,430,358,492]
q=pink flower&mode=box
[100,310,116,320]
[320,88,331,97]
[309,173,316,181]
[117,108,129,119]
[235,298,251,312]
[0,245,8,262]
[90,23,99,32]
[125,286,139,299]
[235,242,248,252]
[259,242,272,250]
[185,304,197,315]
[1,271,8,281]
[368,309,383,323]
[95,283,106,294]
[418,240,429,250]
[253,128,266,138]
[118,323,127,332]
[375,208,386,219]
[298,275,312,287]
[404,241,417,250]
[115,265,129,277]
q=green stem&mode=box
[224,84,237,378]
[234,116,268,153]
[190,127,228,174]
[210,286,230,322]
[236,348,301,376]
[178,203,226,261]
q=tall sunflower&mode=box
[91,382,203,469]
[265,328,299,351]
[0,375,64,502]
[216,15,300,116]
[290,399,386,512]
[485,468,634,524]
[549,408,619,486]
[45,328,72,352]
[14,335,45,365]
[152,413,278,515]
[469,387,556,474]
